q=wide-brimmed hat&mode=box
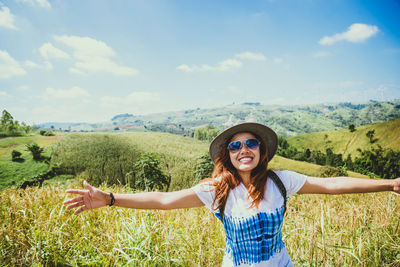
[209,122,278,163]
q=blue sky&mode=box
[0,0,399,123]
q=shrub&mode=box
[44,131,55,136]
[50,134,138,186]
[348,124,356,132]
[194,152,214,182]
[194,125,220,141]
[133,152,169,191]
[366,130,378,143]
[11,150,22,161]
[319,166,347,177]
[39,130,46,136]
[26,143,44,160]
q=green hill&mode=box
[287,117,400,157]
[0,135,64,188]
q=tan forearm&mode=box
[299,176,397,195]
[112,192,167,209]
[109,189,204,210]
[325,177,394,194]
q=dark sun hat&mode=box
[209,122,278,163]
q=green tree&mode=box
[26,143,44,160]
[133,153,169,191]
[0,109,13,129]
[194,125,220,141]
[366,130,377,143]
[11,150,22,161]
[348,124,356,132]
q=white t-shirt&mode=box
[191,170,307,267]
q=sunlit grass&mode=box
[1,179,399,266]
[1,132,399,266]
[288,117,400,157]
[0,135,62,188]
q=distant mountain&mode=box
[111,113,134,121]
[38,100,400,137]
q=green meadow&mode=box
[288,117,400,157]
[0,131,399,266]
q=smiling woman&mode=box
[64,122,400,267]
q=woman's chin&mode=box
[237,165,256,172]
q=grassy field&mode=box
[0,135,63,188]
[1,132,399,266]
[1,178,399,266]
[288,117,400,157]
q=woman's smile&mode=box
[229,132,260,175]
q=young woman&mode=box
[64,122,400,266]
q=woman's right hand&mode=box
[63,181,109,215]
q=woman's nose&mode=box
[239,144,250,153]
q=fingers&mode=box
[74,205,87,215]
[84,180,94,193]
[65,189,87,195]
[63,196,84,205]
[66,201,84,210]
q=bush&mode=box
[44,131,55,136]
[39,130,46,136]
[194,152,214,181]
[50,134,138,186]
[319,166,347,177]
[133,152,170,191]
[26,143,44,160]
[11,150,22,161]
[194,125,220,141]
[366,130,378,143]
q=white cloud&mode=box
[319,23,379,45]
[24,60,40,68]
[235,52,266,61]
[218,59,242,70]
[177,58,242,72]
[17,0,51,9]
[37,0,51,9]
[176,64,195,72]
[273,58,283,64]
[40,43,70,59]
[24,60,53,70]
[312,51,330,58]
[101,91,160,106]
[43,86,90,100]
[101,91,161,114]
[0,6,17,30]
[0,50,26,79]
[54,35,138,76]
[0,91,9,97]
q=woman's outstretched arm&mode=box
[63,181,204,215]
[298,176,400,195]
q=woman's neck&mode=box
[238,171,251,189]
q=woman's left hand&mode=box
[63,181,109,215]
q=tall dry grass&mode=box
[1,178,399,266]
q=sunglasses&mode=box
[227,138,260,151]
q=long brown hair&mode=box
[207,132,270,212]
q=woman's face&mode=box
[228,132,260,175]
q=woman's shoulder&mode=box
[268,170,308,196]
[272,170,303,177]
